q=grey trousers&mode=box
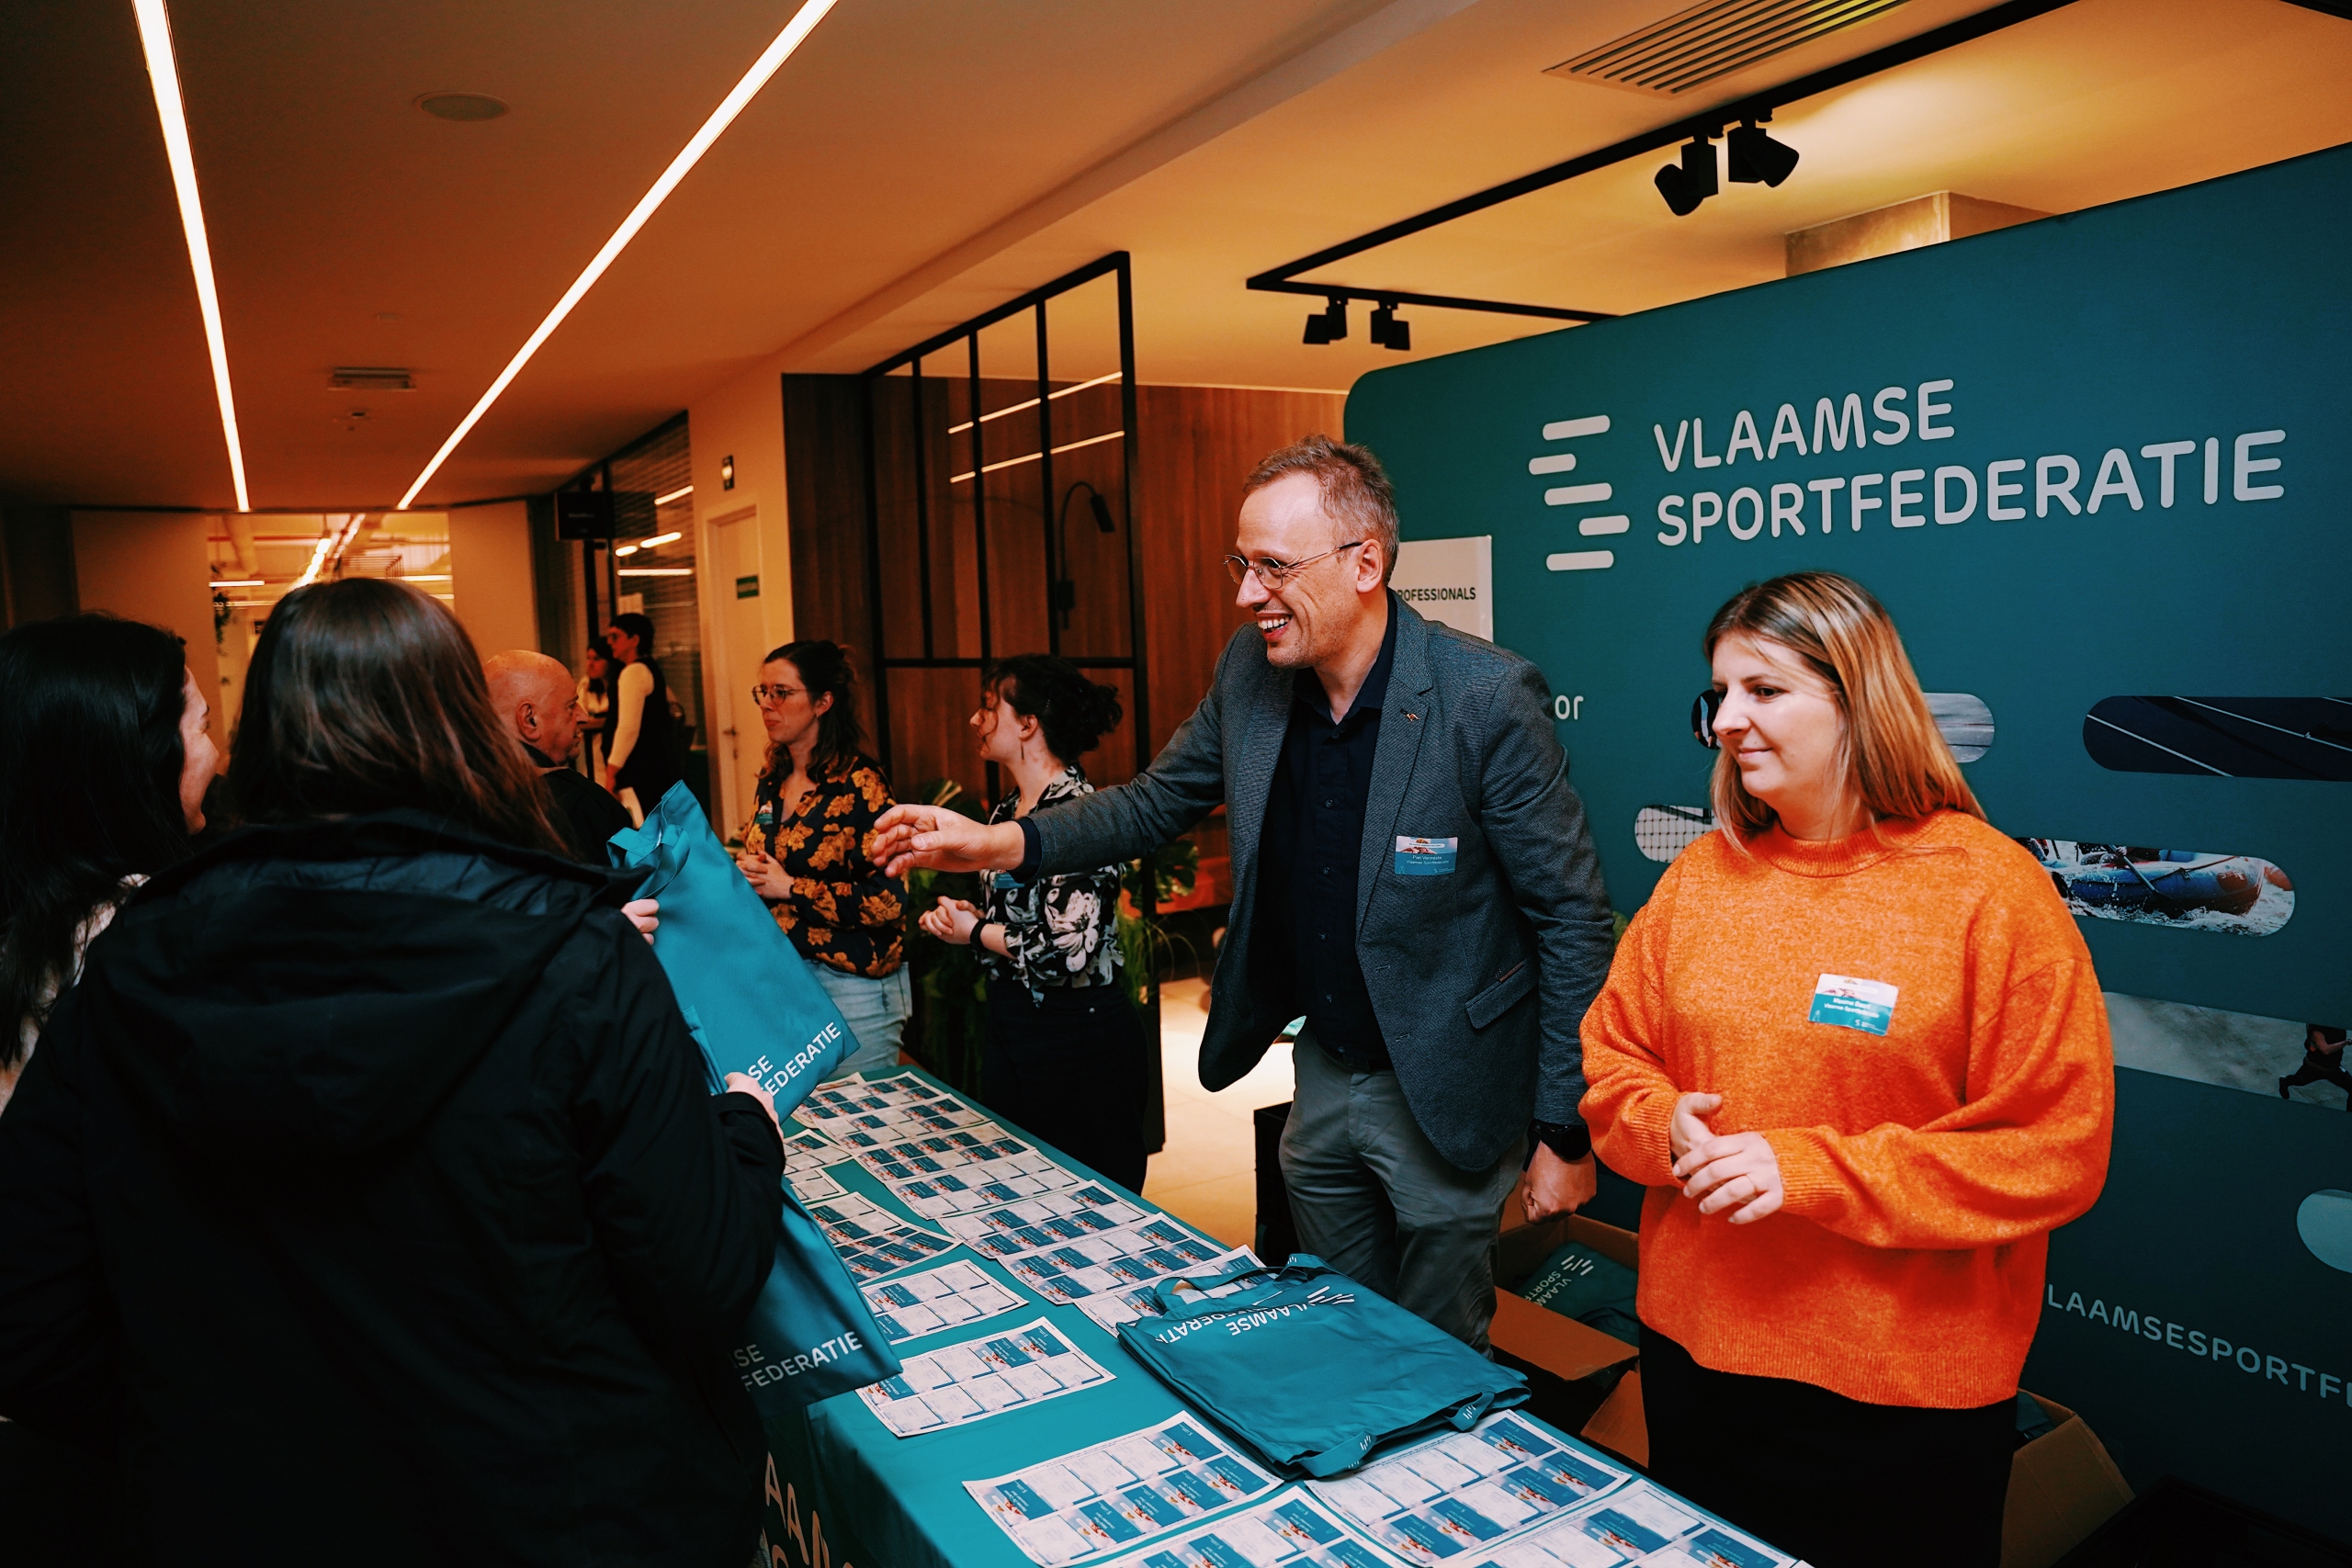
[1277,1037,1523,1352]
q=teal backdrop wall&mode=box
[1347,142,2352,1535]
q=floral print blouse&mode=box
[981,766,1125,999]
[741,755,905,978]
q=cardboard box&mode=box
[2003,1393,2133,1568]
[1491,1187,2130,1567]
[1488,1198,1643,1436]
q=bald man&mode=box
[486,649,632,863]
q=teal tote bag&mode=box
[608,782,853,1112]
[1117,1257,1528,1478]
[609,784,900,1411]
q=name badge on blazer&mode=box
[1394,836,1458,875]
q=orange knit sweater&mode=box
[1579,810,2114,1408]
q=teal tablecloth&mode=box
[755,1066,1728,1568]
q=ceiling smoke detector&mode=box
[416,92,508,122]
[330,367,413,390]
[1546,0,1914,96]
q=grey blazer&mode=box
[1032,595,1615,1171]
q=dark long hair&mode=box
[987,654,1123,765]
[230,580,568,855]
[763,640,868,782]
[0,615,195,1063]
[609,612,655,662]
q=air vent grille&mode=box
[328,367,413,390]
[1546,0,1913,96]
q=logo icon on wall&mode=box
[1532,415,1623,572]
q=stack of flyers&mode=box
[965,1414,1281,1566]
[1627,1525,1799,1568]
[783,1130,852,1203]
[944,1188,1153,1259]
[860,1259,1028,1344]
[1474,1482,1739,1567]
[1075,1246,1263,1333]
[857,1318,1113,1436]
[1001,1222,1234,1305]
[858,1131,1086,1218]
[794,1073,990,1149]
[805,1193,958,1280]
[1309,1413,1629,1563]
[1113,1490,1391,1568]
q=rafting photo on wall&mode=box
[2017,840,2293,937]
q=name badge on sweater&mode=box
[1394,836,1457,875]
[1809,974,1898,1036]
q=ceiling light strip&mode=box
[131,0,251,512]
[396,0,841,509]
[946,371,1126,435]
[653,484,695,505]
[949,428,1125,485]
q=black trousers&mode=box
[982,982,1150,1193]
[1640,1324,2015,1568]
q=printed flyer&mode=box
[965,1414,1281,1565]
[1309,1413,1630,1564]
[858,1318,1114,1437]
[861,1259,1029,1344]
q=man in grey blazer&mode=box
[877,435,1615,1349]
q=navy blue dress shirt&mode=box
[1253,604,1398,1070]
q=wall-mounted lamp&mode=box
[1051,481,1118,629]
[721,455,736,491]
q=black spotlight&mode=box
[1087,491,1114,532]
[1368,300,1411,352]
[1654,135,1718,217]
[1302,296,1349,344]
[1726,118,1799,187]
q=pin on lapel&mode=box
[1403,711,1419,721]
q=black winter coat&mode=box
[0,813,784,1566]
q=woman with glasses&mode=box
[735,640,910,1078]
[1578,571,2114,1568]
[917,655,1145,1190]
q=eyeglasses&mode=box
[1224,540,1366,590]
[752,683,806,705]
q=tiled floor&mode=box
[1141,978,1293,1247]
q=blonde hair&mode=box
[1702,571,1981,841]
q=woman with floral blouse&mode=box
[919,655,1148,1190]
[735,641,909,1079]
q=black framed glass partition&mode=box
[859,253,1148,818]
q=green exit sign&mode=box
[735,575,759,599]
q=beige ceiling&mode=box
[4,0,2348,512]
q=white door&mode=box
[709,509,769,834]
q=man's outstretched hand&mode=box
[870,804,1027,879]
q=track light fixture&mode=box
[1302,296,1349,344]
[1654,135,1719,217]
[1726,118,1800,187]
[1368,300,1411,352]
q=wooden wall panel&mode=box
[1133,386,1347,759]
[781,374,882,752]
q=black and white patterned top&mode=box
[980,767,1125,999]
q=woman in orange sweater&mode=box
[1580,571,2113,1568]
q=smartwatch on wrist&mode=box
[1530,1119,1592,1164]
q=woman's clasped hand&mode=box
[1666,1091,1784,1224]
